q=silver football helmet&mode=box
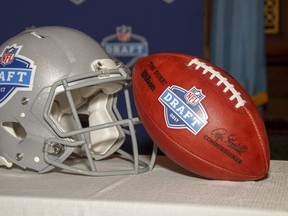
[0,26,157,176]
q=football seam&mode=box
[243,106,269,173]
[134,87,258,179]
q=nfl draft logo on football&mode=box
[0,44,36,107]
[159,85,208,135]
[101,25,149,68]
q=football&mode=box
[132,53,270,181]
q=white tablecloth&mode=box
[0,156,287,216]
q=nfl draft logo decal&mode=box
[101,25,148,68]
[159,85,208,135]
[0,44,36,107]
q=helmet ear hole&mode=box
[2,122,27,140]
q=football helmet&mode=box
[0,26,157,176]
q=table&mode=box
[0,156,287,216]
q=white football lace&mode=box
[187,58,246,108]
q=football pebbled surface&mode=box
[132,53,270,181]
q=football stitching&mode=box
[187,58,246,109]
[243,105,269,174]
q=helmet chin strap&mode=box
[88,92,125,160]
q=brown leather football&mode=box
[132,53,270,181]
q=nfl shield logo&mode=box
[185,86,205,106]
[0,46,19,66]
[117,25,131,42]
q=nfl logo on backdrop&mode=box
[159,85,208,135]
[101,25,149,68]
[0,44,36,107]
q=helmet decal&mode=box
[0,44,36,107]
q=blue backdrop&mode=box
[0,0,204,57]
[0,0,205,153]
